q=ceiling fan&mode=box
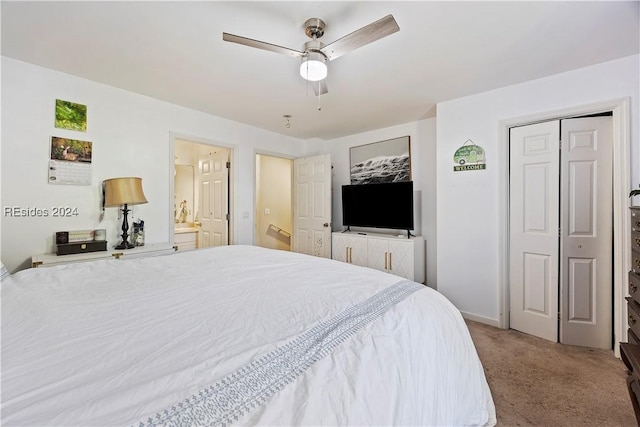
[222,15,399,95]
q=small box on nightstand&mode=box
[56,240,107,256]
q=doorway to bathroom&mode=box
[174,137,232,249]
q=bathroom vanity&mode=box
[174,224,199,251]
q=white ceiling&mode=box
[2,1,638,140]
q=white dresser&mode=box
[332,231,425,283]
[31,243,177,268]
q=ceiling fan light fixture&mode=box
[224,14,400,94]
[300,52,327,82]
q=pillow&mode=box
[0,262,11,283]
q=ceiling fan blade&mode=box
[312,80,328,96]
[222,32,304,59]
[321,15,399,61]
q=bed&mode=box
[2,245,496,426]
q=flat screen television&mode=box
[341,181,414,232]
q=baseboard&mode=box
[460,311,503,329]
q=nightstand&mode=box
[31,242,178,268]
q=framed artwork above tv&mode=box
[349,136,411,185]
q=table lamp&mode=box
[104,177,148,249]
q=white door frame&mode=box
[498,98,631,357]
[169,132,237,245]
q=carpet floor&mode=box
[466,320,637,426]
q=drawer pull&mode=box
[635,220,640,228]
[636,259,640,270]
[631,284,638,295]
[636,238,640,248]
[630,315,637,327]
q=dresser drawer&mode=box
[632,208,640,231]
[633,251,640,276]
[633,230,640,252]
[631,272,640,305]
[629,298,640,339]
[630,328,640,345]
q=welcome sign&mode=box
[453,140,486,172]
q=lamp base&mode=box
[115,203,134,250]
[114,241,135,250]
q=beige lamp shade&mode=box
[104,177,148,207]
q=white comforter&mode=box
[2,245,495,426]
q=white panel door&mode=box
[293,154,332,258]
[560,117,612,348]
[199,156,212,248]
[199,151,229,247]
[509,120,560,342]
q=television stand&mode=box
[331,231,425,283]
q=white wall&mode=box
[436,54,639,325]
[315,119,438,287]
[1,57,305,273]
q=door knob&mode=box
[323,223,329,227]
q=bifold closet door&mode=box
[559,116,612,349]
[509,116,613,349]
[509,120,560,343]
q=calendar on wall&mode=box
[48,136,93,185]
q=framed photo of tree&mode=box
[350,136,411,185]
[55,99,87,132]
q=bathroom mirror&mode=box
[174,164,194,224]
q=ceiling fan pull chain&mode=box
[317,82,322,111]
